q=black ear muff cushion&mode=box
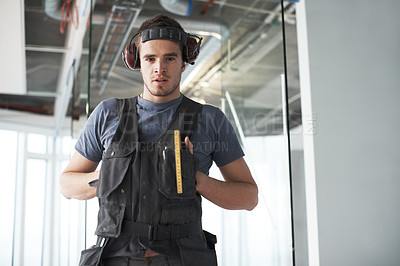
[122,44,139,70]
[186,37,200,64]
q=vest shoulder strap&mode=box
[109,97,139,149]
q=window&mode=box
[0,130,86,265]
[0,130,18,265]
[23,158,47,265]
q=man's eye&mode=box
[145,58,155,62]
[166,57,176,61]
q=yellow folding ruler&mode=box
[174,130,183,194]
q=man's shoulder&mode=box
[202,103,222,115]
[87,98,121,123]
[201,104,225,122]
[196,103,233,136]
[92,97,116,112]
[99,97,119,109]
[95,97,127,115]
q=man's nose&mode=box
[154,59,166,73]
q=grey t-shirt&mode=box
[75,95,244,175]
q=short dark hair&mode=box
[134,14,185,58]
[137,14,184,33]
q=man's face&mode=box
[139,39,186,103]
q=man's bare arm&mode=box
[195,157,258,211]
[185,137,258,211]
[60,152,99,200]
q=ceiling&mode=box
[0,0,301,137]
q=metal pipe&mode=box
[159,0,192,16]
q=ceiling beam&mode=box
[53,0,93,136]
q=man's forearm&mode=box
[196,171,258,211]
[60,170,99,200]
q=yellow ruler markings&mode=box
[174,130,183,194]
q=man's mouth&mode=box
[153,77,168,83]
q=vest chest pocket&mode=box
[97,147,136,198]
[159,149,198,200]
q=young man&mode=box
[60,14,258,266]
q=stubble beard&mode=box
[144,78,181,97]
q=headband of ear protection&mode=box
[121,26,203,70]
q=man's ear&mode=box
[182,63,186,72]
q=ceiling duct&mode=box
[159,0,192,16]
[44,0,193,24]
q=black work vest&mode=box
[91,95,217,266]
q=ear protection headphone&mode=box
[121,27,203,70]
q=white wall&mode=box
[0,0,26,94]
[298,0,400,265]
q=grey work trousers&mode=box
[101,256,183,266]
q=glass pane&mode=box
[85,1,294,265]
[70,51,90,139]
[0,130,18,265]
[88,1,144,111]
[213,1,294,265]
[284,4,308,265]
[27,133,47,154]
[23,158,47,266]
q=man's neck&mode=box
[140,90,181,103]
